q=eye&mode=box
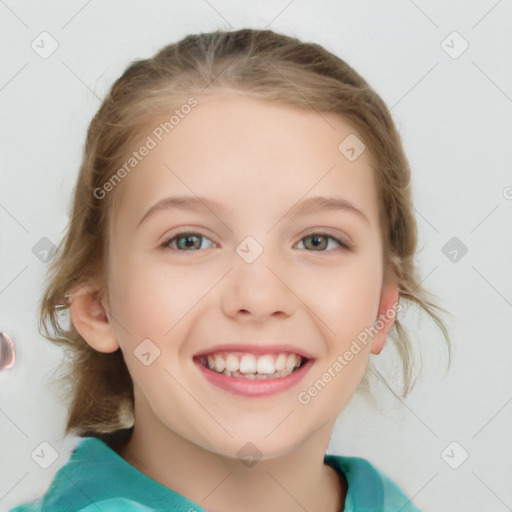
[160,231,216,251]
[295,233,352,252]
[160,230,352,252]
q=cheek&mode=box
[298,260,382,411]
[298,255,383,343]
[108,251,215,341]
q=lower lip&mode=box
[194,358,314,397]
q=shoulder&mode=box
[324,454,422,512]
[7,498,153,512]
[7,434,206,512]
[6,437,150,512]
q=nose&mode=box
[220,240,296,323]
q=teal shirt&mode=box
[9,437,421,511]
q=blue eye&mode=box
[161,231,352,252]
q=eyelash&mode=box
[160,230,353,252]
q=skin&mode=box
[70,92,399,512]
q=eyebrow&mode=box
[137,194,369,227]
[137,195,233,227]
[285,195,369,224]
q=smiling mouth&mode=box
[196,351,308,380]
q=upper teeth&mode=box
[201,352,303,375]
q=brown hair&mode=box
[39,28,451,437]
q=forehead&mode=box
[112,93,379,227]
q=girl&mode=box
[10,28,450,512]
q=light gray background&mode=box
[1,1,511,511]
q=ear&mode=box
[69,283,120,353]
[370,277,400,355]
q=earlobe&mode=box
[69,283,120,353]
[370,279,400,355]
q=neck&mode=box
[115,402,346,512]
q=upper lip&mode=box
[193,343,315,360]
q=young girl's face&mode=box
[96,92,398,459]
